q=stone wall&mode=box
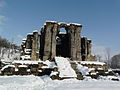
[81,37,95,61]
[31,31,39,60]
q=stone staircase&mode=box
[70,61,84,80]
[54,57,77,78]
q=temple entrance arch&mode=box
[56,27,70,58]
[42,21,82,60]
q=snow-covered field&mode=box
[0,75,120,90]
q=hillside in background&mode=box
[111,54,120,69]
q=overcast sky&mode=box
[0,0,120,59]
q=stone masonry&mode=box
[21,21,95,61]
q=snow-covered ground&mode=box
[0,75,120,90]
[0,48,20,62]
[0,55,120,90]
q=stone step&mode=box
[54,57,77,78]
[70,61,84,80]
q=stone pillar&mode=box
[43,21,57,60]
[26,33,33,49]
[31,31,39,60]
[38,33,41,58]
[40,27,45,60]
[67,24,76,60]
[21,38,26,56]
[25,33,33,56]
[87,40,92,60]
[51,23,58,59]
[67,23,82,60]
[75,25,82,60]
[81,37,88,61]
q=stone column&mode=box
[26,34,33,49]
[25,33,33,56]
[31,31,39,60]
[21,38,26,56]
[68,24,77,60]
[75,25,82,60]
[81,37,88,61]
[67,24,76,60]
[43,21,56,60]
[67,24,82,60]
[51,23,58,59]
[40,27,45,60]
[87,40,92,60]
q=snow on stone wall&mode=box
[80,61,105,66]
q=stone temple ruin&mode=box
[0,21,119,81]
[21,21,95,61]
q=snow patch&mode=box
[1,65,15,71]
[20,55,31,60]
[18,65,27,68]
[46,20,57,23]
[59,32,67,34]
[70,23,82,26]
[27,33,33,35]
[12,60,43,65]
[80,61,105,66]
[33,30,38,33]
[55,57,77,78]
[43,60,56,68]
[50,71,59,76]
[77,64,89,75]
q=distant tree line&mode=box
[0,36,20,59]
[91,46,120,69]
[0,36,19,49]
[0,36,10,48]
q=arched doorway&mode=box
[56,27,70,57]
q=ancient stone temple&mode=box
[21,21,95,61]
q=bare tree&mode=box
[105,47,111,66]
[96,54,102,62]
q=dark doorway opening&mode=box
[82,55,86,61]
[56,28,69,57]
